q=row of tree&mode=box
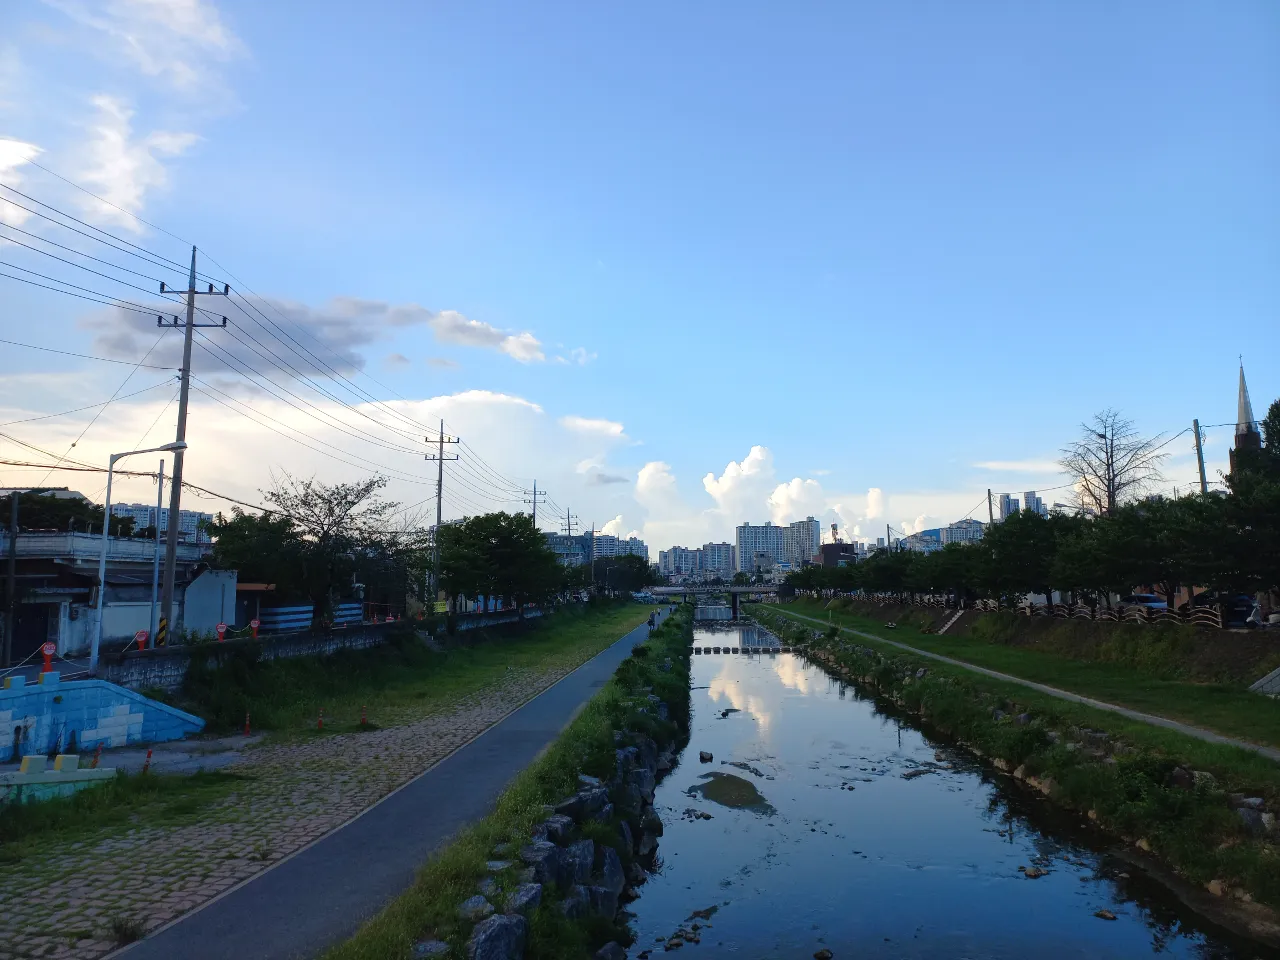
[787,404,1280,606]
[209,472,657,621]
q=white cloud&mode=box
[973,459,1064,474]
[0,138,42,226]
[702,445,776,521]
[569,347,596,365]
[43,0,245,92]
[423,309,545,363]
[865,487,885,519]
[384,352,410,368]
[72,95,198,230]
[436,390,543,414]
[559,415,626,439]
[767,477,825,524]
[900,515,935,535]
[426,357,458,369]
[637,462,680,508]
[600,515,626,536]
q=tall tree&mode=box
[1060,409,1167,516]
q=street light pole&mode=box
[92,441,187,676]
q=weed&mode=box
[107,915,147,945]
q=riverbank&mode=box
[0,604,653,960]
[752,607,1280,945]
[768,599,1280,750]
[322,607,693,960]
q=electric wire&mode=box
[0,379,175,427]
[0,336,175,370]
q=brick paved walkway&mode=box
[0,663,586,960]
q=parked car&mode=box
[1180,592,1259,628]
[1119,594,1167,610]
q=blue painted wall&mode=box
[0,674,204,760]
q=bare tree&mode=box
[1059,409,1167,516]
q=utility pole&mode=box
[157,247,228,646]
[561,508,578,536]
[523,481,545,528]
[1192,418,1208,494]
[987,489,994,525]
[3,492,17,667]
[886,523,891,553]
[425,418,459,606]
[149,461,164,648]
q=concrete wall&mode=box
[102,601,153,642]
[0,672,204,760]
[184,570,237,636]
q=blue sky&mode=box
[1,1,1276,548]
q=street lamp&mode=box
[92,441,188,675]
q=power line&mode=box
[0,336,175,370]
[0,268,176,317]
[0,379,175,427]
[0,221,173,286]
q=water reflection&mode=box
[625,627,1273,959]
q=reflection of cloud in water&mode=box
[773,655,815,695]
[707,658,772,733]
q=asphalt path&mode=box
[776,607,1280,764]
[115,607,671,960]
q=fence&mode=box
[815,593,1229,629]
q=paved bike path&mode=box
[776,608,1280,765]
[117,609,670,960]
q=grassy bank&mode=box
[753,606,1280,923]
[180,601,650,737]
[768,600,1280,750]
[0,770,243,865]
[323,608,694,960]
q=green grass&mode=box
[765,600,1280,751]
[321,609,694,960]
[181,602,651,737]
[0,770,245,865]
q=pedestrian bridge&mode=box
[652,584,779,618]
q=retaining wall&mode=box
[0,672,204,760]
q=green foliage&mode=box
[588,553,657,593]
[0,489,135,537]
[322,610,693,960]
[439,511,563,609]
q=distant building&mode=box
[701,542,734,577]
[818,542,860,567]
[940,518,985,544]
[1230,362,1262,473]
[782,516,821,567]
[547,532,593,567]
[593,534,648,562]
[658,545,703,576]
[1022,491,1047,518]
[876,537,885,549]
[736,522,786,573]
[901,531,943,554]
[109,504,214,543]
[997,494,1020,521]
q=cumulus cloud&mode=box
[0,138,42,226]
[702,445,776,521]
[767,477,825,524]
[436,390,543,414]
[599,515,626,536]
[559,415,626,439]
[865,487,885,519]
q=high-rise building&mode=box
[735,522,785,572]
[997,494,1020,521]
[939,518,985,544]
[1022,491,1047,517]
[658,545,703,576]
[901,531,943,554]
[593,534,649,561]
[109,504,213,543]
[783,517,821,566]
[701,542,734,577]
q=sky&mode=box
[0,0,1277,550]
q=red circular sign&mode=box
[250,618,260,628]
[134,630,148,642]
[216,622,227,634]
[41,642,56,656]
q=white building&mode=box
[735,522,785,573]
[1022,491,1047,517]
[940,518,985,544]
[901,531,943,554]
[593,534,649,562]
[701,542,734,577]
[658,545,703,576]
[109,504,214,543]
[782,517,821,567]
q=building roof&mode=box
[1237,363,1258,437]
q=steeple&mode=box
[1236,362,1257,438]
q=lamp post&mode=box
[92,441,187,675]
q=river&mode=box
[624,624,1271,959]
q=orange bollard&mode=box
[142,748,153,774]
[41,641,55,673]
[317,708,324,731]
[90,743,102,769]
[244,712,251,737]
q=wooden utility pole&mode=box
[987,489,994,524]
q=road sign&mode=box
[134,630,148,651]
[41,641,56,673]
[216,622,228,642]
[249,617,261,639]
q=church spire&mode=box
[1237,361,1257,437]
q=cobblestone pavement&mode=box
[0,662,593,959]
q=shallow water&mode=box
[625,627,1274,959]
